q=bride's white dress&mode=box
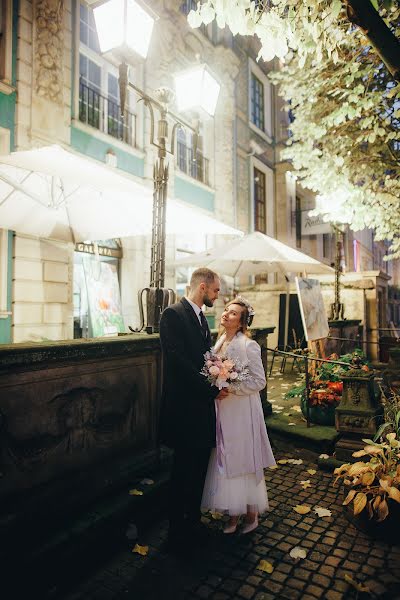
[201,333,275,516]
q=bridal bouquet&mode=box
[200,351,249,390]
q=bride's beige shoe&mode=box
[242,514,258,534]
[223,517,239,534]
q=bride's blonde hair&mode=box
[217,299,253,339]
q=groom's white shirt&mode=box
[185,297,202,325]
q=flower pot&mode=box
[343,490,400,545]
[300,392,338,426]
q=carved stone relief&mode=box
[34,0,64,103]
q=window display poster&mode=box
[295,277,329,342]
[83,257,125,337]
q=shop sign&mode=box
[75,243,122,258]
[301,211,331,236]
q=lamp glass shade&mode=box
[93,0,155,59]
[174,64,220,117]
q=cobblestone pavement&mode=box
[64,447,400,600]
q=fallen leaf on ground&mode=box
[293,406,302,412]
[314,506,332,518]
[307,469,317,475]
[290,546,307,559]
[132,544,148,556]
[129,489,143,496]
[291,459,303,465]
[344,574,370,593]
[283,413,291,416]
[288,423,296,426]
[210,512,223,520]
[278,459,288,464]
[257,560,274,573]
[140,478,154,485]
[293,505,311,514]
[300,480,312,489]
[269,465,278,469]
[319,454,330,459]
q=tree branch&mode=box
[345,0,400,82]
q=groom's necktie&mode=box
[199,310,210,343]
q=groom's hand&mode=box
[216,388,229,399]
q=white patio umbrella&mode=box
[0,145,241,242]
[175,230,334,346]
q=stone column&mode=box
[335,365,381,462]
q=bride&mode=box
[201,297,276,534]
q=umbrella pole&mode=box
[284,277,290,350]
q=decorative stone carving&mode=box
[34,0,64,103]
[335,367,382,461]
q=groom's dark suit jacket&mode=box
[159,297,219,449]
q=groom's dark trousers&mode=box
[159,298,219,540]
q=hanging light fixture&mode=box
[174,64,221,117]
[93,0,157,62]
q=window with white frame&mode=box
[251,158,274,237]
[254,167,266,233]
[249,61,272,140]
[176,126,210,186]
[0,0,12,85]
[78,2,137,147]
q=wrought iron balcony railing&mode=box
[177,141,210,186]
[79,80,137,148]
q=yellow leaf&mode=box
[257,560,274,573]
[373,495,382,510]
[269,465,278,469]
[379,478,391,492]
[344,574,370,593]
[129,489,143,496]
[352,449,367,457]
[307,469,317,475]
[364,445,383,455]
[343,489,356,506]
[353,492,367,516]
[210,511,223,520]
[376,498,389,522]
[278,459,288,464]
[293,505,311,514]
[300,480,312,489]
[388,486,400,503]
[348,462,370,477]
[132,544,149,556]
[361,471,375,486]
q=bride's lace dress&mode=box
[201,336,273,516]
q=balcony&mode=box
[79,80,137,148]
[177,141,210,187]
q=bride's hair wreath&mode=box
[234,296,255,326]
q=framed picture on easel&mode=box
[295,277,329,342]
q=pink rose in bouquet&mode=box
[200,350,249,390]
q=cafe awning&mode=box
[0,145,241,242]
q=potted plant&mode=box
[333,389,400,542]
[285,350,370,426]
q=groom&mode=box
[159,267,228,549]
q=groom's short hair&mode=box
[189,267,219,290]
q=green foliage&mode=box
[187,1,400,256]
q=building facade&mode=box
[0,0,398,345]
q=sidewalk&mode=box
[57,366,400,600]
[62,447,400,600]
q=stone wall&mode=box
[12,233,73,342]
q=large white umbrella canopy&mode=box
[176,231,333,348]
[175,231,334,276]
[0,145,240,242]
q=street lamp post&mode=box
[93,0,220,333]
[330,223,346,321]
